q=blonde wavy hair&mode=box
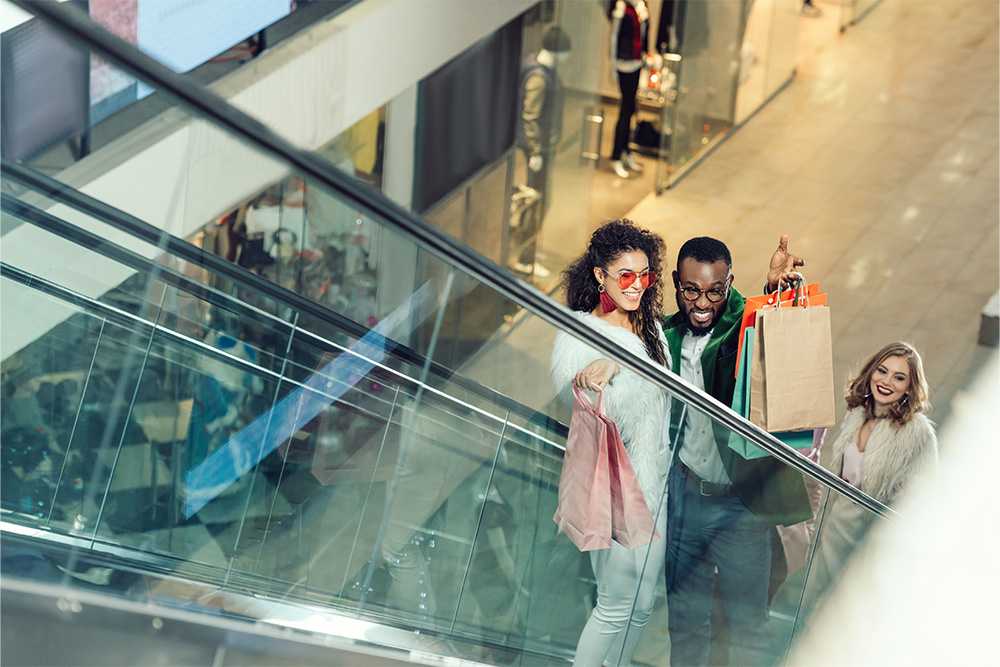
[845,341,929,426]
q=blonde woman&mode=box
[806,342,938,604]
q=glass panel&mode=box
[654,0,800,191]
[620,401,888,666]
[763,0,800,101]
[455,412,586,656]
[104,304,288,566]
[1,279,102,528]
[49,314,154,539]
[734,0,772,125]
[346,390,505,628]
[0,8,904,667]
[234,317,406,600]
[658,0,741,187]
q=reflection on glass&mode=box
[184,279,436,519]
[186,110,387,332]
[1,285,99,527]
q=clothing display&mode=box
[190,153,381,328]
[608,0,649,163]
[609,0,648,69]
[516,54,564,166]
[611,69,641,165]
[513,47,565,270]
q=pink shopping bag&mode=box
[607,414,660,550]
[553,385,614,551]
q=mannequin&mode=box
[608,0,649,179]
[511,26,572,277]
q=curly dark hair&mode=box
[562,219,667,366]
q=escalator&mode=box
[1,164,579,663]
[1,2,900,665]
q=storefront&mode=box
[179,0,807,370]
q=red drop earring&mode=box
[599,284,616,313]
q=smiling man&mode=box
[662,235,813,666]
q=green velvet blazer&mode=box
[663,287,812,526]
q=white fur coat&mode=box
[829,408,938,505]
[550,311,671,508]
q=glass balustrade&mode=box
[0,4,903,664]
[1,158,896,666]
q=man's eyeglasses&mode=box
[604,269,657,290]
[679,285,728,303]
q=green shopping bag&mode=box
[728,327,813,459]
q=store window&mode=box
[186,107,386,328]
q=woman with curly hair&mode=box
[804,341,938,608]
[550,219,671,666]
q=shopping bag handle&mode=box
[571,383,605,415]
[766,271,810,309]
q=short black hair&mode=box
[677,237,732,268]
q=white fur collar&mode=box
[550,311,671,508]
[830,408,938,504]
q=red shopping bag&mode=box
[607,417,660,549]
[553,386,614,551]
[735,281,827,377]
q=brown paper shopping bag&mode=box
[736,283,827,378]
[749,304,836,433]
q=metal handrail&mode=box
[12,0,896,520]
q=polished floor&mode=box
[523,0,999,439]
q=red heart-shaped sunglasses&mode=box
[604,269,657,290]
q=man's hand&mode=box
[528,154,543,172]
[573,359,620,391]
[766,234,805,292]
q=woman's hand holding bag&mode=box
[554,385,659,551]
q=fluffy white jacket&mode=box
[829,407,938,505]
[550,311,671,508]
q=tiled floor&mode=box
[525,0,999,444]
